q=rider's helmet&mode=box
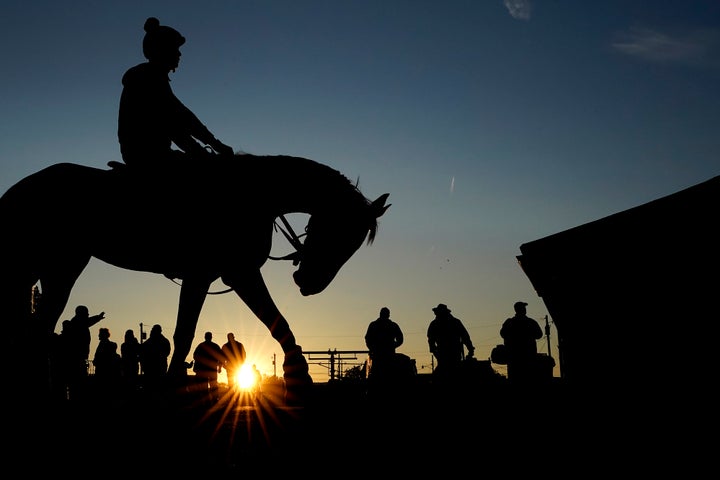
[142,17,185,60]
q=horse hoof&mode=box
[281,347,313,405]
[284,375,313,406]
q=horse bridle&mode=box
[269,214,306,266]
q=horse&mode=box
[0,154,390,404]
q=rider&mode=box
[117,17,234,170]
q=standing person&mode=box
[118,17,234,171]
[120,329,141,392]
[364,307,404,383]
[93,328,121,396]
[140,324,171,391]
[221,332,246,388]
[192,331,224,401]
[427,303,475,381]
[251,364,263,398]
[500,301,543,386]
[65,305,106,401]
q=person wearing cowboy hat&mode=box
[427,303,474,381]
[118,17,235,170]
[500,301,543,386]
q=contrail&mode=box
[504,0,532,21]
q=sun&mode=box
[235,363,256,390]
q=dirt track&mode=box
[13,379,589,474]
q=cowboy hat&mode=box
[432,303,451,313]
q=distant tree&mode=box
[343,365,365,380]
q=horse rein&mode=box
[269,214,306,266]
[202,146,306,263]
[163,147,306,293]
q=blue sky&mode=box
[1,1,718,382]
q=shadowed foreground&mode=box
[12,378,702,476]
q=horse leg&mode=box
[0,271,39,407]
[29,259,89,402]
[37,260,89,334]
[222,269,312,404]
[167,277,211,385]
[0,271,38,335]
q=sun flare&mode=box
[235,364,256,390]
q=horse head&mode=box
[292,193,390,296]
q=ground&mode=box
[11,376,690,475]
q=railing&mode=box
[303,349,369,381]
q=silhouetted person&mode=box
[118,17,234,171]
[365,306,404,384]
[252,364,263,397]
[192,331,224,401]
[65,305,106,401]
[427,303,474,383]
[222,332,246,388]
[500,301,543,386]
[120,328,141,393]
[140,324,171,391]
[93,327,121,397]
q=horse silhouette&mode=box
[0,154,390,403]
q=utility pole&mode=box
[139,323,145,375]
[544,315,551,356]
[31,284,42,315]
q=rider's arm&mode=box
[170,92,233,155]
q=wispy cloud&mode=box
[503,0,532,21]
[612,27,719,68]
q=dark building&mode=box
[517,175,719,407]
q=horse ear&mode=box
[371,193,391,218]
